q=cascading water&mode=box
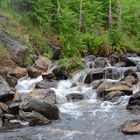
[16,75,43,94]
[2,57,140,140]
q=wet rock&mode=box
[104,91,126,102]
[27,66,41,78]
[66,93,85,102]
[109,54,119,66]
[2,113,15,126]
[8,67,27,79]
[0,67,17,87]
[127,91,140,112]
[0,102,8,113]
[118,56,137,67]
[119,120,140,135]
[124,75,137,87]
[13,92,22,103]
[20,97,59,120]
[0,31,29,64]
[5,75,18,88]
[97,81,132,99]
[35,79,57,89]
[123,69,138,79]
[93,57,109,68]
[9,102,20,115]
[84,69,105,84]
[91,80,103,89]
[109,55,137,67]
[19,110,51,126]
[33,56,51,71]
[0,76,14,105]
[27,56,52,78]
[28,89,56,104]
[51,67,68,80]
[83,55,96,68]
[84,55,96,63]
[42,72,55,80]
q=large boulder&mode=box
[119,56,137,67]
[28,89,56,104]
[20,97,59,120]
[109,55,137,67]
[0,76,14,104]
[127,91,140,112]
[27,56,52,78]
[119,120,140,135]
[0,31,29,64]
[97,81,133,99]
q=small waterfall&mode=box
[47,64,57,73]
[71,69,90,84]
[16,76,43,94]
[104,67,124,80]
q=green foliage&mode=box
[0,0,11,9]
[1,0,140,70]
[21,55,33,67]
[82,33,103,54]
[43,46,53,59]
[109,27,126,54]
[56,56,85,71]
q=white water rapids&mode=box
[2,57,140,140]
[12,73,137,140]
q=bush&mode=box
[109,27,126,54]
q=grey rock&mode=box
[20,97,59,120]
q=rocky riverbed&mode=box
[1,54,140,139]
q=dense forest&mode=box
[0,0,140,70]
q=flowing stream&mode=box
[1,57,140,140]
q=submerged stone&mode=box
[119,120,140,135]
